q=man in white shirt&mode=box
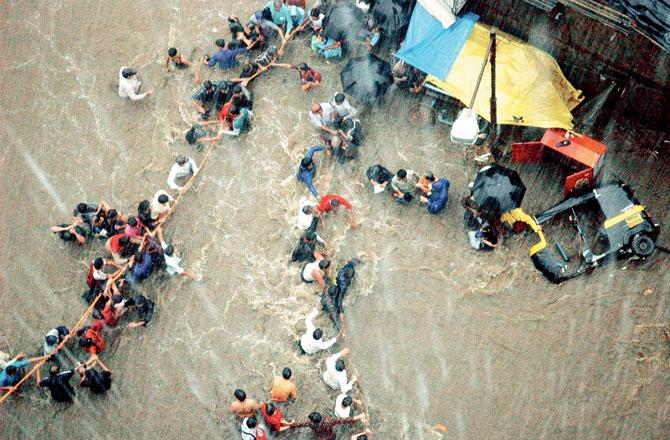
[118,67,153,101]
[150,190,174,221]
[309,102,338,135]
[167,156,199,191]
[334,393,363,418]
[240,416,268,440]
[332,93,358,122]
[300,310,336,355]
[322,348,356,393]
[161,243,197,279]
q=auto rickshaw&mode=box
[527,181,661,283]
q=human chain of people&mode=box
[0,2,417,440]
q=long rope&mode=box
[1,138,221,404]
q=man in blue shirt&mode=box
[296,145,326,197]
[126,251,153,285]
[204,39,246,70]
[0,354,43,390]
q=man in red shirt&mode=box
[317,194,358,229]
[273,62,321,91]
[78,319,106,356]
[260,402,291,433]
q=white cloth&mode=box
[309,103,334,129]
[167,158,199,190]
[332,95,358,120]
[43,328,59,355]
[240,418,267,440]
[302,261,320,282]
[322,352,354,393]
[161,243,185,275]
[297,201,316,229]
[92,267,107,281]
[118,66,148,101]
[334,393,352,418]
[150,190,174,219]
[300,310,336,354]
[309,13,325,28]
[468,230,482,249]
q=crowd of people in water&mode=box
[1,0,498,437]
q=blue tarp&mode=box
[396,5,479,79]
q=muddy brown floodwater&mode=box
[1,1,669,439]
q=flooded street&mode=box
[1,1,669,439]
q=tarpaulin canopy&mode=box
[397,4,584,130]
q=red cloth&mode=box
[260,403,283,432]
[86,264,97,289]
[285,0,306,7]
[300,69,321,83]
[83,319,106,354]
[318,194,352,211]
[218,103,234,129]
[109,234,130,254]
[101,302,120,327]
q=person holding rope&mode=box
[289,411,366,440]
[0,354,45,393]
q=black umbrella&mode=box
[371,0,411,34]
[340,55,394,104]
[472,165,526,219]
[324,4,364,43]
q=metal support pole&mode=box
[489,28,498,147]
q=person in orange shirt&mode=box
[270,367,297,402]
[229,389,260,418]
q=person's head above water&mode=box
[282,367,292,380]
[245,416,257,428]
[342,396,353,408]
[304,231,317,242]
[310,7,321,18]
[234,389,247,401]
[108,209,117,219]
[319,259,331,270]
[425,172,435,182]
[127,216,138,227]
[76,203,89,214]
[49,364,60,377]
[138,199,150,213]
[273,0,282,11]
[168,47,177,57]
[118,236,130,247]
[329,199,340,208]
[298,63,309,72]
[229,105,240,116]
[215,38,226,49]
[93,257,104,270]
[397,169,407,179]
[302,205,314,215]
[164,244,174,256]
[158,194,170,205]
[203,80,214,91]
[265,402,277,415]
[232,84,243,95]
[262,7,273,21]
[327,285,338,298]
[121,67,137,79]
[301,157,313,169]
[334,93,345,104]
[312,328,323,340]
[176,155,188,166]
[308,411,323,424]
[335,359,346,372]
[311,103,322,114]
[5,365,18,376]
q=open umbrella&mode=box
[472,164,526,219]
[324,4,363,43]
[371,0,412,34]
[340,54,394,104]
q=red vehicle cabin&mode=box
[511,128,606,197]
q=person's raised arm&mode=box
[188,157,199,174]
[349,207,358,229]
[72,227,86,244]
[305,309,318,335]
[167,167,182,191]
[165,55,171,71]
[192,98,206,114]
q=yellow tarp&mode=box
[428,23,584,130]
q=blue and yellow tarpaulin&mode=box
[397,4,584,130]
